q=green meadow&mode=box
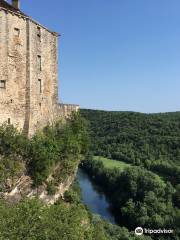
[93,156,131,170]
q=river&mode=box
[77,168,116,224]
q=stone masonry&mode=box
[0,0,79,136]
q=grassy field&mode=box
[93,156,165,184]
[93,156,131,170]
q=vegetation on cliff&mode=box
[0,182,153,240]
[0,113,155,240]
[0,113,89,191]
[0,109,180,239]
[0,113,96,240]
[29,113,89,186]
[0,194,93,239]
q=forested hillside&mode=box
[81,109,180,185]
[0,115,153,240]
[80,109,180,239]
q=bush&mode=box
[0,113,89,187]
[46,182,57,195]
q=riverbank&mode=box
[80,157,179,240]
[72,173,153,240]
[77,168,116,224]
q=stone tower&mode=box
[0,0,78,136]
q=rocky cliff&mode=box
[2,168,77,205]
[0,113,88,205]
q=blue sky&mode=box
[19,0,180,113]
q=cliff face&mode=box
[2,168,77,205]
[0,113,88,205]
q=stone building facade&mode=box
[0,0,78,136]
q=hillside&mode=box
[0,113,154,240]
[81,109,180,185]
[80,109,180,239]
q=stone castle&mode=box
[0,0,78,136]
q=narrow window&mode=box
[0,80,6,89]
[38,79,42,93]
[37,55,42,71]
[37,26,41,40]
[14,28,20,37]
[8,118,11,124]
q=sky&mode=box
[18,0,180,113]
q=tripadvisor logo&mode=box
[135,227,174,236]
[135,227,143,236]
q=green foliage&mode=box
[94,156,131,170]
[80,109,180,239]
[92,215,153,240]
[82,157,179,239]
[0,155,25,192]
[29,113,89,185]
[174,184,180,208]
[0,182,154,240]
[64,189,81,204]
[0,124,30,156]
[46,181,57,195]
[81,109,180,185]
[1,109,179,239]
[0,113,89,187]
[0,198,94,240]
[63,185,153,240]
[92,216,110,240]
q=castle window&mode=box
[14,28,20,37]
[37,55,42,71]
[0,80,6,89]
[8,118,11,124]
[37,26,41,40]
[38,79,42,93]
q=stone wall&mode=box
[0,8,27,130]
[0,7,79,136]
[27,18,59,136]
[57,104,80,118]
